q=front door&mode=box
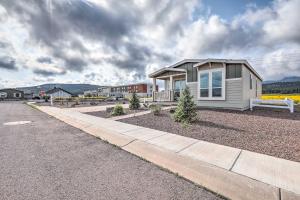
[174,79,186,101]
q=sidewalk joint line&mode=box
[121,139,137,148]
[144,133,169,142]
[175,141,199,153]
[120,127,144,134]
[229,149,242,171]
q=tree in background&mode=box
[129,92,140,110]
[173,86,197,124]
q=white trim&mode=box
[226,78,242,81]
[155,73,186,79]
[149,68,186,78]
[198,67,226,101]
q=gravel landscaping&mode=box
[119,107,300,162]
[85,108,149,118]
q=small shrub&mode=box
[149,104,161,115]
[111,104,125,116]
[129,92,140,110]
[173,86,197,124]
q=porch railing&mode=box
[153,90,173,102]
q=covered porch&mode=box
[149,68,187,102]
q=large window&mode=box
[212,71,222,97]
[226,64,241,79]
[199,69,225,100]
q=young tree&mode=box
[129,92,140,110]
[173,86,197,123]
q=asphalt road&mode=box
[0,102,223,200]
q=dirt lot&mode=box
[119,107,300,162]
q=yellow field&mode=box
[262,94,300,102]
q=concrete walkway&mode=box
[34,105,300,200]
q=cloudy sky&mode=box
[0,0,300,88]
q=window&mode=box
[226,64,241,79]
[199,72,209,97]
[212,71,222,97]
[0,92,7,98]
[250,74,253,90]
[199,69,225,100]
[174,79,186,91]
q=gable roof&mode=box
[193,58,263,81]
[0,88,24,93]
[46,87,73,95]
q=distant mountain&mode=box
[263,76,300,84]
[17,83,103,96]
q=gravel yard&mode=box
[86,108,149,118]
[119,107,300,162]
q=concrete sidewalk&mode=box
[36,105,300,200]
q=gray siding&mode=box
[187,79,245,110]
[242,64,262,109]
[176,62,197,82]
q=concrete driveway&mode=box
[0,102,222,200]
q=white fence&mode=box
[250,98,294,113]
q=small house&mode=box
[0,88,24,100]
[46,87,72,98]
[149,59,263,110]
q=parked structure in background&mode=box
[83,90,98,97]
[98,83,158,98]
[0,88,24,100]
[46,87,72,98]
[149,59,262,110]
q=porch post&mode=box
[152,78,156,102]
[170,76,173,101]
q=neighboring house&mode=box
[0,88,24,100]
[98,83,158,98]
[149,59,263,110]
[83,90,98,97]
[46,88,72,98]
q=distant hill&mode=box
[263,76,300,84]
[263,81,300,94]
[17,83,103,96]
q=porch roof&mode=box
[149,68,186,78]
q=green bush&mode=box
[111,104,125,116]
[149,104,161,115]
[129,92,140,110]
[173,86,197,124]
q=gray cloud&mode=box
[0,0,173,77]
[37,57,53,64]
[0,57,17,70]
[33,68,66,77]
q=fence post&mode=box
[290,99,294,113]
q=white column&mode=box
[152,78,156,92]
[152,78,156,102]
[170,76,173,101]
[170,76,173,91]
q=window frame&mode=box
[198,68,226,101]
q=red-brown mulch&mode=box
[119,108,300,162]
